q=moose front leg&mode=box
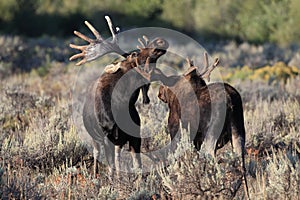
[115,145,121,177]
[168,113,181,152]
[141,83,150,104]
[129,137,142,171]
[168,111,180,139]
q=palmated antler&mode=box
[185,52,219,82]
[69,16,127,66]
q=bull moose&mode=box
[157,54,249,198]
[69,16,169,176]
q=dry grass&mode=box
[0,60,299,199]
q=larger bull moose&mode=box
[69,16,169,176]
[157,54,249,198]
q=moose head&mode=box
[69,16,169,104]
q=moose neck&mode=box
[137,55,156,66]
[122,52,130,58]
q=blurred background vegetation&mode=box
[1,1,300,199]
[0,0,300,45]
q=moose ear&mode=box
[104,62,122,73]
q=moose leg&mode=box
[104,137,115,178]
[127,107,142,170]
[200,122,223,157]
[200,108,226,156]
[200,133,219,156]
[92,140,101,178]
[141,84,150,104]
[193,132,203,151]
[129,137,142,170]
[168,113,180,151]
[231,121,245,156]
[115,145,121,177]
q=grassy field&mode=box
[0,45,300,199]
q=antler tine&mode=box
[105,15,118,42]
[73,31,93,43]
[184,57,197,76]
[186,57,194,67]
[200,52,220,82]
[213,58,220,67]
[84,21,103,40]
[199,52,209,75]
[76,58,87,66]
[69,52,85,61]
[142,35,149,46]
[138,38,146,48]
[69,44,87,52]
[137,35,150,49]
[204,52,209,68]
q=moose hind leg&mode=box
[231,122,245,157]
[200,118,224,157]
[92,140,101,178]
[115,145,121,177]
[104,137,115,178]
[129,137,142,170]
[201,102,229,156]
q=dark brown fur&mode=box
[83,38,168,175]
[158,71,246,156]
[158,70,249,198]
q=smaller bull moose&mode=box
[69,16,169,177]
[157,54,249,198]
